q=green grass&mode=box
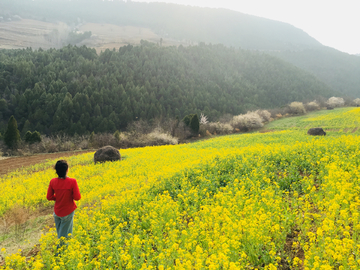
[265,107,360,135]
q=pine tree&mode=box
[21,120,32,137]
[189,114,200,134]
[182,113,200,134]
[4,115,21,149]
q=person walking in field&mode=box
[47,160,81,245]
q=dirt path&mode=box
[0,150,93,176]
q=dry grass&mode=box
[0,206,53,264]
[79,23,191,53]
[0,19,67,50]
[0,19,191,53]
[79,23,159,52]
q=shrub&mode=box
[343,96,354,106]
[231,115,244,130]
[24,131,42,144]
[288,102,306,115]
[243,112,264,130]
[174,121,192,140]
[147,129,178,145]
[200,122,233,136]
[214,122,233,134]
[353,98,360,106]
[231,112,264,131]
[255,110,271,122]
[327,97,345,107]
[217,114,233,123]
[305,101,320,111]
[89,133,118,148]
[60,141,75,152]
[39,137,58,153]
[78,139,90,150]
[127,119,153,136]
[24,131,32,143]
[114,130,121,142]
[182,114,192,127]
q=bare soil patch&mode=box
[281,228,304,270]
[0,150,93,176]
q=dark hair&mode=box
[55,160,68,178]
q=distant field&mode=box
[0,150,92,177]
[0,19,66,50]
[79,23,189,53]
[0,19,190,53]
[265,107,360,134]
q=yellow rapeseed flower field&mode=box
[2,108,360,269]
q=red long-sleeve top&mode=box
[47,177,81,217]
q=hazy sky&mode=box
[133,0,360,55]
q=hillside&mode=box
[1,108,360,269]
[0,0,321,51]
[0,19,188,53]
[0,43,335,135]
[1,0,359,98]
[0,19,65,50]
[271,47,360,97]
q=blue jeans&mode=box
[53,211,75,240]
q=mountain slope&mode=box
[1,0,358,97]
[0,0,322,51]
[271,47,360,97]
[0,43,335,134]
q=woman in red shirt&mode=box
[47,160,81,242]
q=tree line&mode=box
[0,42,335,136]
